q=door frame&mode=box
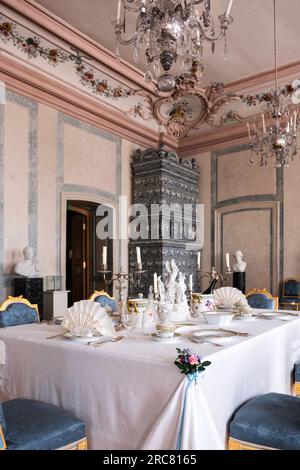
[61,191,119,293]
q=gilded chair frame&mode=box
[295,382,300,397]
[246,289,279,310]
[0,426,6,451]
[228,437,276,450]
[89,290,114,303]
[0,296,40,322]
[58,437,88,450]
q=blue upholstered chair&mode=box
[89,290,117,314]
[0,296,39,328]
[229,393,300,450]
[0,399,87,450]
[246,289,278,310]
[294,362,300,397]
[280,279,300,309]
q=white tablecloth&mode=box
[0,312,300,450]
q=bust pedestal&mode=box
[233,272,246,294]
[13,277,43,318]
[43,291,70,321]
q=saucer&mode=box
[151,332,181,343]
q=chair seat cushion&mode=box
[230,393,300,450]
[295,363,300,383]
[3,399,85,450]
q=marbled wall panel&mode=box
[193,152,211,291]
[37,104,57,276]
[63,120,117,194]
[222,209,271,292]
[4,100,29,271]
[284,148,300,279]
[217,148,276,202]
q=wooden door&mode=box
[66,211,87,304]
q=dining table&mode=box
[0,310,300,450]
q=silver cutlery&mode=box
[219,328,250,337]
[190,338,223,347]
[88,336,124,347]
[45,333,63,340]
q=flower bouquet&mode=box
[174,348,211,382]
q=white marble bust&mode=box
[14,246,40,278]
[233,250,247,273]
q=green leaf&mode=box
[202,361,211,367]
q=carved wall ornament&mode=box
[130,72,242,138]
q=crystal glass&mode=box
[121,307,135,336]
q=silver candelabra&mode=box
[99,263,146,315]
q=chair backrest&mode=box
[89,291,117,313]
[0,296,39,328]
[246,289,278,310]
[281,279,300,300]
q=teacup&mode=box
[156,323,175,339]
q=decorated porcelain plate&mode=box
[151,332,181,343]
[192,329,234,343]
[64,332,104,344]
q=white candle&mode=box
[262,113,266,134]
[117,0,121,25]
[294,111,298,132]
[197,251,201,269]
[225,0,234,16]
[226,253,230,270]
[102,246,107,266]
[189,274,193,291]
[136,247,141,265]
[287,122,290,133]
[153,272,158,294]
[246,123,251,140]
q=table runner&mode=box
[0,314,300,449]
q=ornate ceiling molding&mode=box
[2,0,300,156]
[1,0,156,93]
[0,53,177,150]
[131,74,242,139]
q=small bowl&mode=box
[202,310,235,326]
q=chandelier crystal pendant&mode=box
[245,0,299,169]
[114,0,234,92]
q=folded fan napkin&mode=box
[63,300,116,338]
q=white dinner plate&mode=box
[192,329,234,343]
[64,332,105,344]
[151,332,181,343]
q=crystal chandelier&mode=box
[114,0,234,92]
[245,0,299,168]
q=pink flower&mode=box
[188,354,199,366]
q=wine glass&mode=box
[121,307,135,336]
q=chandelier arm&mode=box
[121,0,142,13]
[115,29,138,46]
